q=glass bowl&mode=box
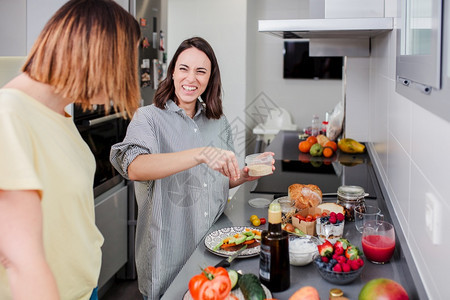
[312,253,365,284]
[288,235,320,266]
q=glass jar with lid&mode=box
[336,185,366,222]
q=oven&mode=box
[73,104,128,198]
[73,104,136,290]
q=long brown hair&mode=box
[22,0,141,118]
[154,37,223,119]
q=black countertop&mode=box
[162,131,421,300]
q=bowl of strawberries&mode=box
[313,238,365,285]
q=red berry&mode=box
[357,258,364,267]
[337,256,347,264]
[333,264,342,272]
[337,213,345,221]
[332,253,340,260]
[342,263,351,272]
[260,218,266,225]
[334,247,344,255]
[329,217,337,224]
[330,212,336,218]
[349,259,360,271]
[321,256,329,263]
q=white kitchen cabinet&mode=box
[0,0,68,56]
[94,182,128,289]
[0,0,26,56]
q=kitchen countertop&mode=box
[162,131,420,299]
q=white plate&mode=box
[248,197,271,208]
[204,226,262,258]
[183,284,272,300]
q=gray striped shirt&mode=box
[110,100,234,299]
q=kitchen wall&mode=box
[0,57,26,87]
[345,1,450,299]
[247,0,342,133]
[167,0,248,170]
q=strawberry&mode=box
[345,245,361,260]
[334,238,350,251]
[334,246,344,256]
[317,240,334,257]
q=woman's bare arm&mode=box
[0,190,59,300]
[128,146,240,181]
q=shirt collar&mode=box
[165,99,205,117]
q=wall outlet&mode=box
[425,192,443,245]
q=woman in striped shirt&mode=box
[110,37,274,299]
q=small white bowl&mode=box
[288,235,320,266]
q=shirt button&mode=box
[194,128,198,132]
[204,212,208,217]
[203,183,207,187]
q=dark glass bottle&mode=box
[259,201,290,292]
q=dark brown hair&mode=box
[153,37,223,119]
[22,0,141,118]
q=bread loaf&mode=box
[317,203,344,215]
[288,184,322,210]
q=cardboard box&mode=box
[291,207,322,236]
[291,204,343,236]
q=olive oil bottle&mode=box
[259,201,290,292]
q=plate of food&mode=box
[183,284,272,300]
[204,226,262,258]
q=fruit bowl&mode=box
[313,253,365,285]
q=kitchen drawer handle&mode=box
[88,112,124,126]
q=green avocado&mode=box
[235,234,247,245]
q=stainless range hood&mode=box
[258,18,393,39]
[257,0,394,57]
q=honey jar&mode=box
[336,185,366,222]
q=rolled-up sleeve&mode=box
[110,108,157,179]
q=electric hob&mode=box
[251,131,378,199]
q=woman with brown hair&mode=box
[110,37,274,299]
[0,1,140,299]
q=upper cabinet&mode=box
[0,0,72,56]
[0,0,27,56]
[396,0,443,93]
[258,0,394,57]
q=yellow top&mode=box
[0,89,104,300]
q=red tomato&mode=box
[295,214,306,221]
[260,218,266,225]
[188,266,231,300]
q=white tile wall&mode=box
[343,0,450,297]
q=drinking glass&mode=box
[362,220,395,264]
[354,204,383,233]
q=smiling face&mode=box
[173,47,211,111]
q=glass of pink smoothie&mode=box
[362,220,395,264]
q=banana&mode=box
[338,138,365,154]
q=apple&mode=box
[359,278,409,300]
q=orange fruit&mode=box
[324,141,338,152]
[323,147,334,158]
[298,140,312,153]
[306,136,318,145]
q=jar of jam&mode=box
[336,185,366,222]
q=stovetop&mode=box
[251,131,378,199]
